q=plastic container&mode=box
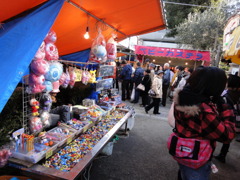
[100,141,114,156]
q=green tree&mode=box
[164,0,212,37]
[175,1,226,66]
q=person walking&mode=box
[162,63,171,106]
[141,69,151,107]
[131,62,144,103]
[214,74,240,163]
[145,70,163,114]
[169,66,235,180]
[120,60,132,101]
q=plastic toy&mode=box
[38,132,54,146]
[45,43,59,61]
[45,61,63,82]
[59,72,67,85]
[30,98,40,116]
[33,41,46,61]
[40,93,52,112]
[61,70,70,88]
[30,59,49,76]
[44,29,57,44]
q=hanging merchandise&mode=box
[44,30,57,44]
[59,72,67,85]
[98,65,115,77]
[62,70,70,88]
[27,74,46,94]
[30,98,40,116]
[45,61,63,82]
[52,80,60,93]
[75,68,83,82]
[89,30,107,63]
[29,116,43,133]
[82,69,91,85]
[30,59,49,76]
[45,43,59,61]
[43,80,53,92]
[33,41,46,61]
[106,34,117,60]
[89,70,97,83]
[69,67,77,88]
[39,93,52,112]
[40,111,51,127]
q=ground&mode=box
[88,100,240,180]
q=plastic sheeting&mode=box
[0,0,64,112]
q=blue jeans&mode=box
[178,161,211,180]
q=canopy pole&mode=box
[66,0,128,37]
[58,59,97,64]
[194,61,197,70]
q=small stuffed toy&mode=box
[29,116,43,133]
[30,98,40,116]
[45,61,63,82]
[89,70,97,83]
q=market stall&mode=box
[135,45,211,68]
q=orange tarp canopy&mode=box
[0,0,165,56]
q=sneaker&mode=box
[145,108,148,114]
[153,112,161,115]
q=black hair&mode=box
[188,68,194,74]
[177,66,184,71]
[137,62,141,67]
[227,74,240,89]
[187,66,227,97]
[116,61,121,66]
[121,60,127,64]
[145,69,150,74]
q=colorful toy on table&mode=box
[38,132,54,147]
[21,134,34,153]
[30,98,40,116]
[67,119,88,130]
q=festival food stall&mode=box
[135,45,211,68]
[0,0,166,179]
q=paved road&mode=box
[89,100,240,180]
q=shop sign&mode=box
[135,45,210,61]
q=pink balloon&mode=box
[29,74,46,94]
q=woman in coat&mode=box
[141,69,151,107]
[171,66,235,180]
[145,70,163,114]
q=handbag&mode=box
[136,83,145,91]
[148,89,156,97]
[167,132,213,169]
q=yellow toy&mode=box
[88,70,97,83]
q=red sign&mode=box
[135,45,210,62]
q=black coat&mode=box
[141,74,151,93]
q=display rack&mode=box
[8,109,133,180]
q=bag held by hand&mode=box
[148,89,156,97]
[167,132,213,169]
[137,83,145,91]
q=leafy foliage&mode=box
[164,0,212,37]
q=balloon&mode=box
[45,43,59,61]
[31,59,49,76]
[33,41,46,61]
[45,62,63,82]
[44,30,57,44]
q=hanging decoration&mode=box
[106,33,117,60]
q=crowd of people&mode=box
[114,59,193,115]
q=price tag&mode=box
[67,137,72,144]
[46,149,53,159]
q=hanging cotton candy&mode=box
[28,74,46,94]
[33,41,46,61]
[45,43,59,61]
[59,72,67,85]
[30,59,49,76]
[106,37,117,60]
[69,69,76,88]
[92,45,107,59]
[44,29,57,44]
[62,70,70,88]
[52,80,60,93]
[43,80,53,92]
[40,111,50,127]
[45,62,63,82]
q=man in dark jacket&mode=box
[131,62,144,103]
[120,60,132,101]
[162,63,171,106]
